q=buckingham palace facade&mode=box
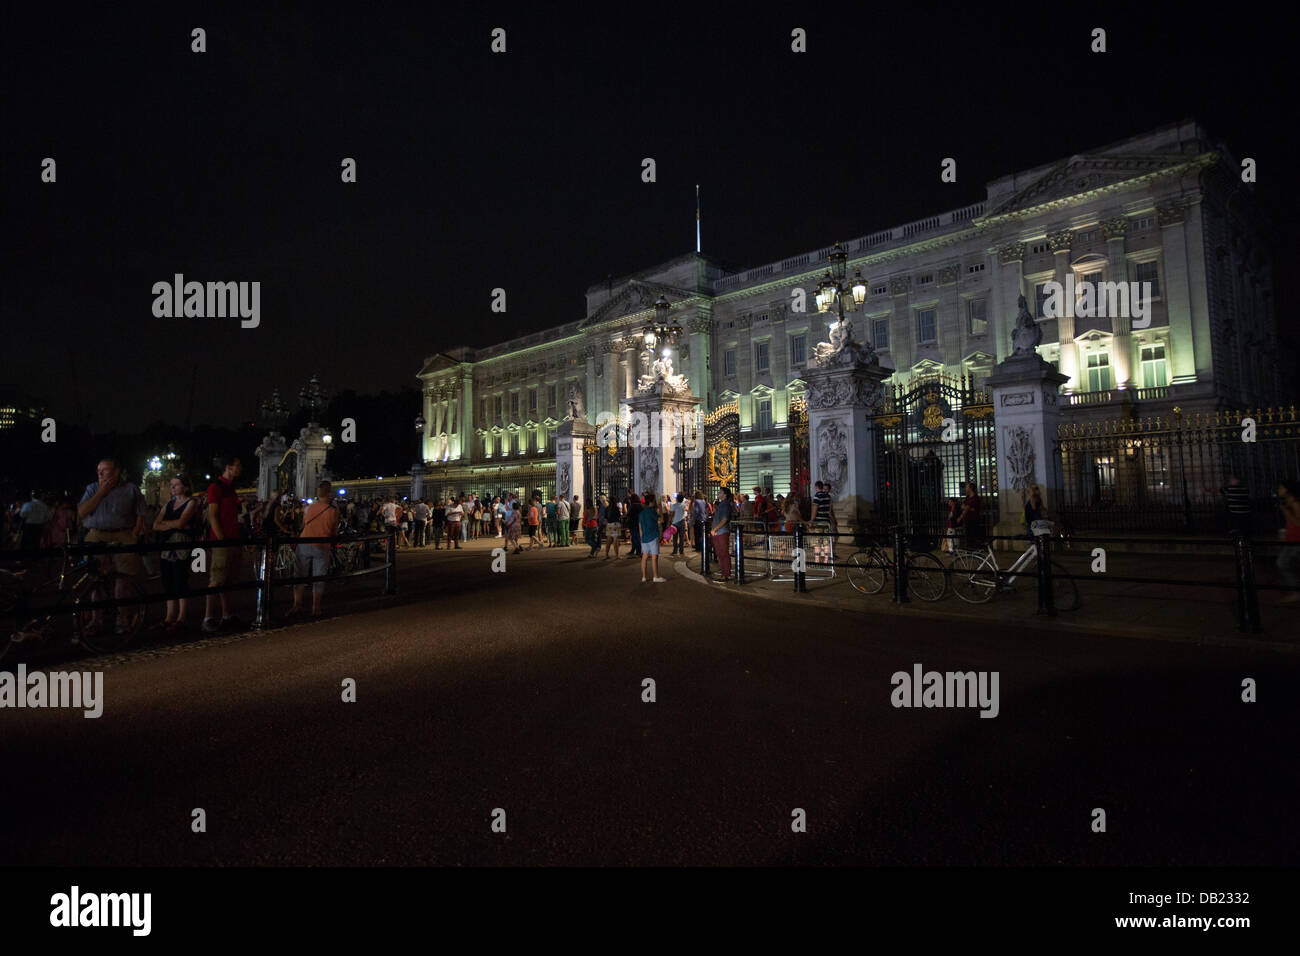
[414,120,1280,502]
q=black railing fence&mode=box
[696,518,1296,635]
[0,529,397,636]
[1054,405,1300,533]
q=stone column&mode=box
[1047,229,1078,390]
[293,426,329,499]
[602,340,620,419]
[1102,217,1133,388]
[992,241,1026,365]
[410,462,426,501]
[625,388,701,504]
[985,353,1068,539]
[688,315,711,408]
[1158,198,1199,383]
[255,432,287,500]
[803,350,890,530]
[555,418,595,506]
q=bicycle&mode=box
[947,520,1080,610]
[848,536,947,602]
[0,547,145,662]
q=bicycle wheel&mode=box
[275,544,296,578]
[906,552,947,602]
[1050,561,1081,612]
[77,577,144,654]
[949,552,996,604]
[848,550,888,595]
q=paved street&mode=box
[3,538,1297,866]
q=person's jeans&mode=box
[413,520,426,547]
[693,519,706,552]
[585,526,599,554]
[630,526,642,556]
[711,532,730,579]
[672,521,686,554]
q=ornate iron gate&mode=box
[867,374,997,541]
[586,431,632,502]
[700,402,739,499]
[789,395,810,503]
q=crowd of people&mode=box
[7,458,1300,638]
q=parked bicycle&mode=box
[848,535,947,602]
[947,520,1080,610]
[0,547,145,662]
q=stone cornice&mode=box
[976,153,1216,227]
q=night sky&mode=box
[4,5,1296,432]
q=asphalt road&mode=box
[2,539,1297,866]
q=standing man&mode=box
[710,487,735,582]
[812,481,834,531]
[691,490,710,553]
[201,454,245,634]
[290,479,339,618]
[413,498,429,548]
[669,492,687,556]
[76,458,146,635]
[544,494,558,546]
[19,491,51,551]
[627,492,643,559]
[570,495,581,544]
[555,494,571,547]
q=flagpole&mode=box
[695,184,701,254]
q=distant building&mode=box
[0,389,47,431]
[416,120,1280,500]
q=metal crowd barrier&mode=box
[0,530,398,632]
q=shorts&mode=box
[641,538,660,556]
[84,528,142,577]
[294,544,331,594]
[208,541,243,586]
[527,524,537,538]
[605,522,621,539]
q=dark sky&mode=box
[4,4,1296,431]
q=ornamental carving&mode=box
[997,242,1026,264]
[1156,199,1185,226]
[806,374,881,410]
[638,447,660,493]
[889,276,911,296]
[815,419,849,497]
[1000,390,1036,407]
[1101,217,1129,240]
[600,339,623,354]
[737,315,752,329]
[558,462,571,500]
[1046,230,1072,253]
[937,264,960,285]
[812,317,879,369]
[688,316,712,334]
[1005,425,1036,494]
[1009,295,1043,357]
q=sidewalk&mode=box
[669,541,1300,653]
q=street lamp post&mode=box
[815,241,868,338]
[411,413,427,500]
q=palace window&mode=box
[511,393,519,417]
[1086,351,1112,391]
[1140,344,1168,388]
[917,273,934,286]
[874,319,890,350]
[790,333,806,366]
[1031,242,1049,255]
[1131,216,1153,231]
[724,348,736,376]
[967,262,985,274]
[872,284,887,296]
[757,398,772,431]
[495,395,503,421]
[916,308,937,344]
[1035,282,1051,318]
[755,341,770,373]
[529,388,537,413]
[967,299,987,335]
[1134,260,1161,298]
[480,398,487,423]
[548,384,557,408]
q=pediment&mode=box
[583,279,692,328]
[418,352,463,377]
[986,154,1189,218]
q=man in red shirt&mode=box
[526,496,543,550]
[203,454,244,634]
